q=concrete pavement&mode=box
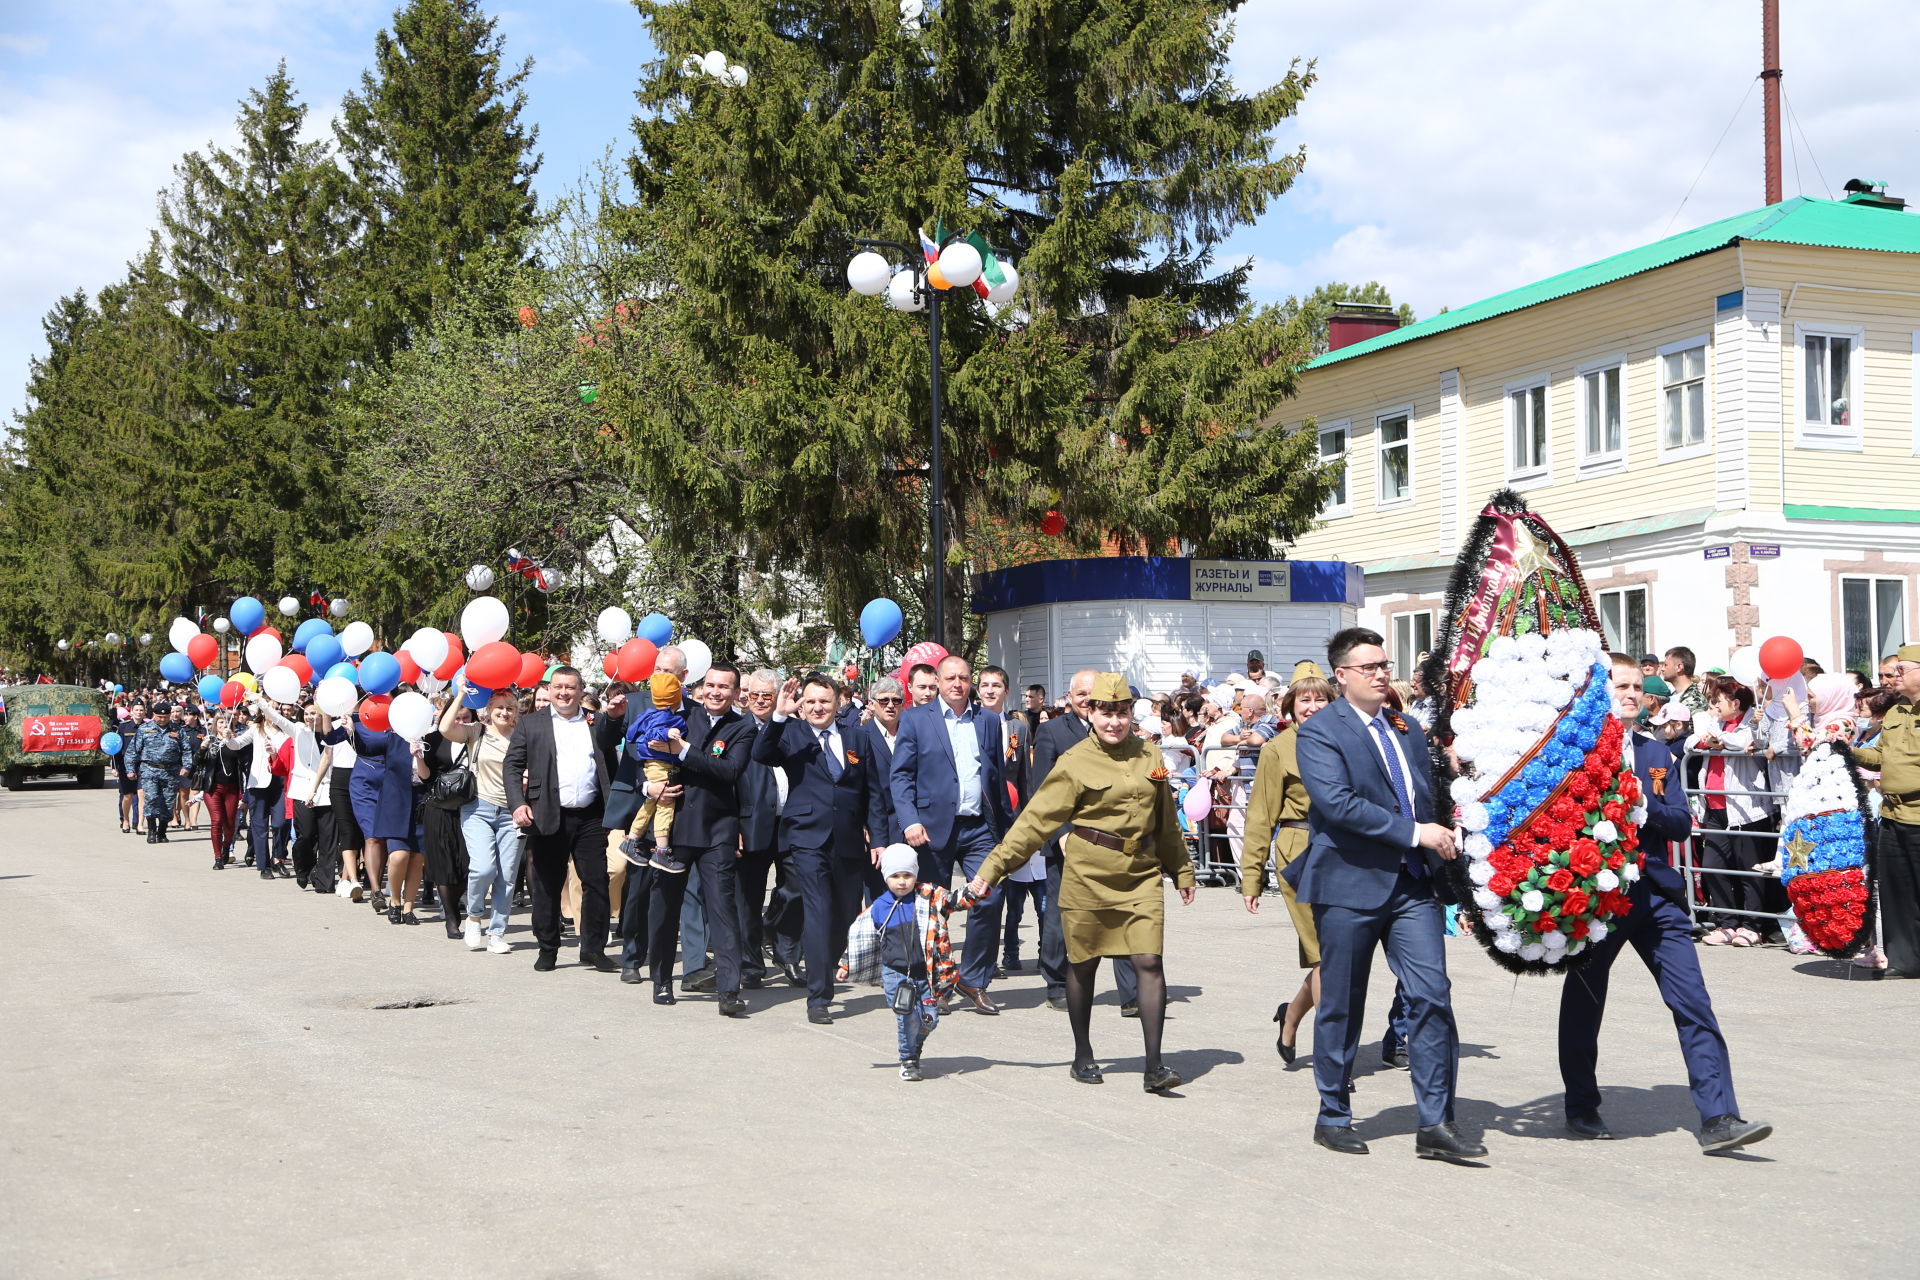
[2,780,1914,1278]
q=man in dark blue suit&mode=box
[735,668,801,989]
[752,673,881,1024]
[1287,627,1486,1163]
[889,655,1012,1012]
[859,676,909,896]
[1557,655,1771,1154]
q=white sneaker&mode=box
[463,919,484,951]
[486,934,511,955]
[335,880,353,899]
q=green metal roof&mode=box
[1309,196,1920,369]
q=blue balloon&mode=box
[325,662,358,682]
[159,652,194,684]
[859,597,904,649]
[112,683,123,693]
[197,674,225,704]
[292,618,332,653]
[100,731,124,756]
[306,633,343,672]
[458,667,493,709]
[636,612,673,646]
[357,650,401,695]
[229,596,265,634]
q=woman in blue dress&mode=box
[329,702,429,923]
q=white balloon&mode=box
[212,618,231,634]
[277,596,300,617]
[846,251,891,297]
[1729,646,1764,687]
[56,639,69,651]
[315,675,359,718]
[104,632,121,646]
[885,269,924,312]
[723,63,749,87]
[596,606,634,646]
[339,620,375,658]
[535,567,562,594]
[329,597,350,618]
[937,241,983,288]
[464,564,495,592]
[680,638,713,683]
[405,627,449,672]
[1131,697,1153,721]
[168,617,199,653]
[415,673,447,697]
[900,0,925,17]
[245,632,284,675]
[138,633,153,647]
[388,691,436,742]
[701,49,727,77]
[260,666,301,705]
[681,54,703,75]
[985,261,1020,304]
[460,596,510,649]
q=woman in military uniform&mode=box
[1240,675,1333,1063]
[969,673,1196,1092]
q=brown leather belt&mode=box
[1071,826,1129,851]
[1277,819,1308,831]
[1888,789,1920,806]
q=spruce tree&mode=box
[614,0,1335,650]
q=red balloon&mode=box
[433,633,464,681]
[358,694,392,732]
[1040,509,1066,537]
[614,637,658,683]
[396,651,422,685]
[517,305,537,329]
[219,680,245,708]
[467,641,522,689]
[186,633,218,670]
[601,652,619,677]
[517,651,547,687]
[1759,635,1805,681]
[280,655,314,685]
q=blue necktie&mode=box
[1371,714,1426,882]
[819,728,843,781]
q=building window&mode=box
[1377,411,1411,505]
[1842,576,1906,676]
[1317,421,1349,516]
[1578,362,1624,467]
[1658,336,1708,454]
[1392,611,1432,681]
[1505,378,1550,481]
[1596,586,1648,659]
[1798,324,1864,449]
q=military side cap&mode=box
[1899,644,1920,664]
[1291,660,1325,681]
[1090,672,1130,703]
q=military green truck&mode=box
[0,684,113,790]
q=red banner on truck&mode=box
[22,714,102,753]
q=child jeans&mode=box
[882,968,938,1061]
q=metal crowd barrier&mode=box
[1157,738,1261,887]
[1672,743,1803,933]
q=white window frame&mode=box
[1574,354,1628,473]
[1840,574,1907,676]
[1795,322,1865,451]
[1316,419,1351,518]
[1503,373,1553,487]
[1391,611,1433,681]
[1375,405,1414,509]
[1595,585,1649,659]
[1656,334,1711,461]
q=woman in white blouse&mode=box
[439,685,524,952]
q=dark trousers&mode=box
[311,807,340,891]
[764,856,805,967]
[245,783,287,874]
[647,843,743,994]
[291,800,321,886]
[1558,869,1737,1123]
[528,803,610,958]
[1699,809,1772,927]
[1879,819,1920,976]
[735,846,780,981]
[1000,877,1044,963]
[927,816,1003,989]
[790,845,862,1007]
[1038,850,1137,1001]
[1312,875,1459,1128]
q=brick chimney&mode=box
[1327,303,1401,352]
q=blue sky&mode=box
[6,1,1920,426]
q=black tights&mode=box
[1065,953,1167,1071]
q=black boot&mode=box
[156,816,170,843]
[145,816,160,844]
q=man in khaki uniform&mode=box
[1849,642,1920,978]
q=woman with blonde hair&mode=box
[442,683,524,953]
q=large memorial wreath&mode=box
[1779,740,1874,957]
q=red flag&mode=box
[308,590,326,607]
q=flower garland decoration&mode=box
[1421,491,1647,975]
[1776,741,1873,956]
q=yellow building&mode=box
[1277,187,1920,678]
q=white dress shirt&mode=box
[1341,699,1421,846]
[941,702,984,817]
[551,708,598,809]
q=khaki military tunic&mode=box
[1239,726,1320,968]
[1854,699,1920,825]
[978,733,1195,960]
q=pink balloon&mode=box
[1183,785,1212,824]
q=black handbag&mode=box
[426,739,475,810]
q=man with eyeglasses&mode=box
[1288,627,1484,1163]
[735,670,803,989]
[862,676,909,848]
[1851,644,1920,979]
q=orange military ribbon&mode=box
[1648,767,1667,797]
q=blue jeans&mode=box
[461,799,524,936]
[881,968,939,1061]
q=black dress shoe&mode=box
[1120,1000,1140,1018]
[780,962,806,987]
[533,951,558,972]
[1416,1121,1489,1163]
[742,975,764,989]
[581,953,619,973]
[620,967,643,985]
[1566,1111,1614,1140]
[1141,1065,1183,1094]
[806,1005,833,1025]
[718,994,748,1017]
[682,967,717,993]
[1273,1001,1297,1064]
[1313,1125,1369,1155]
[1699,1114,1772,1154]
[388,906,403,924]
[1070,1062,1105,1084]
[652,986,676,1006]
[1384,1045,1410,1070]
[1046,995,1070,1012]
[401,911,420,925]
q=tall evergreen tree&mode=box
[335,0,542,360]
[614,0,1334,649]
